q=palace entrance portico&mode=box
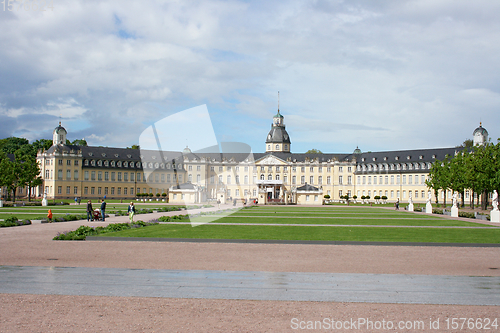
[256,180,287,204]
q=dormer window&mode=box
[395,156,399,160]
[407,156,411,160]
[88,152,93,157]
[127,154,132,158]
[432,155,436,159]
[383,157,388,161]
[114,154,119,158]
[372,157,376,161]
[101,153,106,157]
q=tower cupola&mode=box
[52,121,67,146]
[473,122,488,146]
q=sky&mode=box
[1,0,499,154]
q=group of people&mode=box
[85,200,136,222]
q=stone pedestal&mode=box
[491,210,500,223]
[41,198,48,206]
[408,203,414,212]
[451,206,459,217]
[0,200,3,208]
[426,203,432,214]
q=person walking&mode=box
[395,198,400,210]
[86,200,93,221]
[100,199,107,221]
[127,202,136,223]
[47,209,53,223]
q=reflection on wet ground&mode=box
[0,266,498,305]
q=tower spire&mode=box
[278,91,280,112]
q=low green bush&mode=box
[0,216,32,227]
[433,209,443,214]
[158,214,189,222]
[458,211,476,219]
[53,221,157,240]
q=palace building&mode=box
[35,111,489,205]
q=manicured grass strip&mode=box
[188,216,489,227]
[231,212,435,218]
[98,224,500,243]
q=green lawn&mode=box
[90,205,499,244]
[189,216,485,227]
[98,224,500,243]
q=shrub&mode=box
[324,194,330,199]
[433,209,443,214]
[361,196,366,200]
[459,211,475,219]
[162,193,167,197]
[381,196,387,200]
[156,193,161,197]
[374,196,380,200]
[353,195,357,200]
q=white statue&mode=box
[452,192,458,208]
[42,192,48,207]
[493,190,499,212]
[425,192,432,214]
[408,194,414,212]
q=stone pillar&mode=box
[491,211,500,223]
[0,199,3,208]
[451,206,459,218]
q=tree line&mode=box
[425,140,500,210]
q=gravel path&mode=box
[1,205,499,332]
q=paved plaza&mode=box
[1,206,499,332]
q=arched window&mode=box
[268,174,272,180]
[260,174,265,180]
[275,144,279,150]
[275,174,280,181]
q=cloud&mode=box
[0,0,499,152]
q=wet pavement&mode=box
[1,265,499,305]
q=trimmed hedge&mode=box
[53,221,157,240]
[0,216,31,227]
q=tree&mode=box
[448,151,469,207]
[0,137,29,154]
[31,139,53,153]
[71,139,88,146]
[305,149,322,154]
[459,139,474,148]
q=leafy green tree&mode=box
[71,139,88,146]
[31,139,53,153]
[448,151,469,207]
[0,137,29,154]
[305,149,322,154]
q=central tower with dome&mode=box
[265,109,291,153]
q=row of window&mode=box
[358,174,427,186]
[357,162,431,172]
[208,166,352,173]
[355,189,430,199]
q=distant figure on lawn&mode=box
[47,209,53,223]
[100,199,107,221]
[86,200,93,221]
[395,198,400,210]
[128,202,136,223]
